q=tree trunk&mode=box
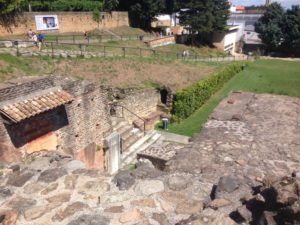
[28,2,32,12]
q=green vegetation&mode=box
[256,3,300,53]
[172,62,247,122]
[157,60,300,136]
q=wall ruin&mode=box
[0,76,162,170]
[0,11,129,36]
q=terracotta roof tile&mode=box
[0,90,73,123]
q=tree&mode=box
[118,0,165,29]
[255,3,285,50]
[212,0,230,32]
[103,0,119,12]
[0,0,23,15]
[92,8,101,29]
[282,6,300,48]
[178,0,230,35]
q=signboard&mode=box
[35,15,59,31]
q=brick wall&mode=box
[0,11,129,36]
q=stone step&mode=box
[122,133,141,151]
[122,131,161,167]
[116,124,133,135]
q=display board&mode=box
[35,15,59,31]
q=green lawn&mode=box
[158,59,300,136]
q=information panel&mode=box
[35,15,59,31]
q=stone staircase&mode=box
[111,118,161,167]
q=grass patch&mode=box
[158,59,300,136]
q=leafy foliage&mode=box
[118,0,165,29]
[282,6,300,48]
[21,0,103,11]
[0,0,23,15]
[255,3,285,50]
[172,62,248,122]
[103,0,119,11]
[177,0,230,34]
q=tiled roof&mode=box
[0,89,74,123]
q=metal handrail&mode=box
[109,103,146,136]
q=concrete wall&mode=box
[0,11,129,36]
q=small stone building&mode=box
[0,76,162,170]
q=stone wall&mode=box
[0,77,112,170]
[112,88,160,123]
[0,77,162,170]
[0,11,129,36]
[145,36,176,48]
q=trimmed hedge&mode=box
[172,62,249,122]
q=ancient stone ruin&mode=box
[0,86,299,225]
[0,76,167,173]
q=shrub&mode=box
[172,62,249,122]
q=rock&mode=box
[77,178,110,200]
[40,183,59,195]
[24,206,48,221]
[67,214,110,225]
[236,205,252,222]
[131,198,156,208]
[104,206,124,213]
[0,209,18,225]
[134,180,164,196]
[46,193,71,204]
[66,160,86,171]
[216,176,239,193]
[52,202,89,222]
[6,196,36,211]
[167,175,191,191]
[64,175,78,189]
[6,172,34,187]
[112,170,135,190]
[208,199,231,210]
[224,157,234,162]
[27,157,51,171]
[134,163,164,179]
[152,213,170,225]
[38,168,67,183]
[261,211,277,225]
[175,200,203,215]
[0,187,13,198]
[119,209,144,223]
[9,165,20,173]
[23,183,45,194]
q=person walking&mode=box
[38,32,45,51]
[32,32,38,49]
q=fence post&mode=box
[73,35,75,44]
[16,41,19,56]
[51,42,54,58]
[79,44,83,57]
[122,47,125,58]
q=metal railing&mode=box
[0,40,252,62]
[109,103,147,136]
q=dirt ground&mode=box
[0,56,216,91]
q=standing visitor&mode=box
[27,29,33,40]
[32,32,38,48]
[38,32,45,51]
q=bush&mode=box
[172,62,249,122]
